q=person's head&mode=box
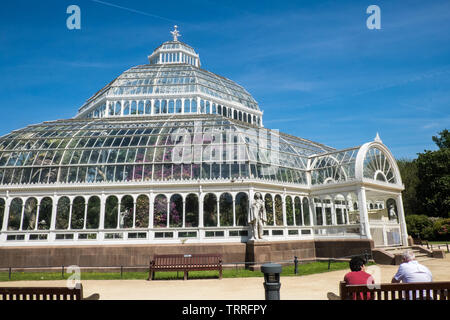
[349,256,366,272]
[402,250,415,263]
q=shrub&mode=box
[406,215,434,239]
[432,218,450,241]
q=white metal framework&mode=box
[0,27,407,247]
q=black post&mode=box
[446,243,449,252]
[328,259,331,270]
[261,264,282,300]
[294,256,298,275]
[364,250,369,263]
[62,265,64,279]
[121,266,123,278]
[8,267,11,280]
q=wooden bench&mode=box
[148,254,223,281]
[339,281,450,300]
[0,284,99,300]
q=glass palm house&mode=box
[0,27,407,248]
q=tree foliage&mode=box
[415,129,450,218]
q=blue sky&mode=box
[0,0,449,159]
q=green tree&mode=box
[416,129,450,218]
[397,158,420,215]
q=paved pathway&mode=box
[2,257,449,300]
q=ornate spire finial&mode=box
[171,25,181,41]
[374,132,382,143]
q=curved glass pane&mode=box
[23,198,38,230]
[235,192,248,227]
[120,195,134,228]
[219,193,233,227]
[71,196,85,229]
[8,198,22,230]
[105,196,118,229]
[136,195,149,228]
[185,194,198,227]
[87,196,100,229]
[264,194,274,226]
[169,194,183,228]
[203,193,217,227]
[274,195,283,226]
[56,197,70,230]
[154,194,167,228]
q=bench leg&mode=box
[219,268,223,280]
[184,271,188,281]
[148,270,154,281]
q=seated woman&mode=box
[343,256,375,300]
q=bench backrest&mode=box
[340,281,450,300]
[0,285,83,300]
[152,254,222,267]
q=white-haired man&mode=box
[392,250,433,299]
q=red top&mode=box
[344,271,375,300]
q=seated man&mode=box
[392,250,433,299]
[343,256,375,300]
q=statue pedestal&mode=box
[245,240,272,271]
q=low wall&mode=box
[0,239,374,270]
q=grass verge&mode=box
[0,261,356,282]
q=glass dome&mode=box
[77,26,261,124]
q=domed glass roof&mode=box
[77,26,260,121]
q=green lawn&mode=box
[0,261,355,282]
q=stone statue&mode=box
[249,193,267,240]
[119,210,127,228]
[389,205,397,221]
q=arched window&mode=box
[200,100,205,113]
[264,194,274,225]
[86,196,100,229]
[206,101,210,114]
[115,101,122,115]
[191,99,197,113]
[184,99,191,113]
[170,194,183,228]
[136,195,149,228]
[161,100,168,113]
[168,100,175,113]
[203,193,217,227]
[235,192,248,226]
[105,196,119,229]
[71,196,85,230]
[123,101,130,116]
[154,100,160,114]
[238,111,242,121]
[56,197,70,230]
[219,193,233,227]
[212,103,217,114]
[176,100,182,113]
[120,195,134,228]
[314,199,323,226]
[302,198,310,226]
[154,194,167,228]
[131,101,137,115]
[222,106,227,117]
[295,197,302,226]
[274,195,283,226]
[8,198,23,230]
[23,198,38,230]
[0,198,5,230]
[138,101,144,114]
[217,105,222,115]
[145,101,152,114]
[233,110,238,120]
[286,196,294,226]
[185,194,199,227]
[363,147,397,184]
